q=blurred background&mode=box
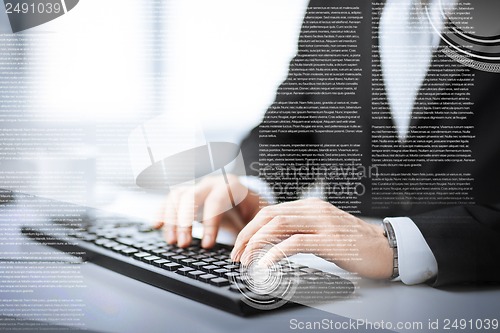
[0,0,308,216]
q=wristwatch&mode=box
[382,220,399,279]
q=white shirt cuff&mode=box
[384,217,438,285]
[238,176,277,205]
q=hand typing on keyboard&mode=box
[156,175,393,280]
[231,198,393,280]
[155,174,265,249]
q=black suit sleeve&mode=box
[411,204,500,286]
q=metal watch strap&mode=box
[382,220,399,279]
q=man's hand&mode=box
[155,174,263,248]
[230,198,393,279]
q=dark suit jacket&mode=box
[239,0,500,286]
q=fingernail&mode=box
[231,251,240,262]
[153,221,164,229]
[230,248,237,260]
[202,234,213,248]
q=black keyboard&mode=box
[21,215,354,316]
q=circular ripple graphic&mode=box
[422,0,500,73]
[230,242,299,311]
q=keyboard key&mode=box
[121,248,139,256]
[142,245,159,251]
[213,268,229,277]
[116,238,135,246]
[202,265,219,273]
[213,261,227,266]
[300,268,321,274]
[134,252,152,260]
[152,248,167,255]
[209,277,230,287]
[163,263,182,271]
[191,261,208,269]
[202,257,217,263]
[198,274,217,283]
[143,255,161,264]
[225,272,240,279]
[112,244,128,252]
[103,241,119,248]
[171,255,187,263]
[224,265,239,271]
[181,258,197,266]
[176,267,194,276]
[82,234,97,242]
[187,270,206,279]
[160,252,177,259]
[132,242,150,249]
[153,259,170,267]
[95,238,109,246]
[138,225,154,233]
[192,255,207,260]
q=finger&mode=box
[152,221,164,229]
[231,201,299,261]
[154,195,171,230]
[175,188,196,247]
[222,208,247,233]
[239,216,294,264]
[176,181,216,247]
[231,206,275,261]
[256,234,318,267]
[201,188,233,248]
